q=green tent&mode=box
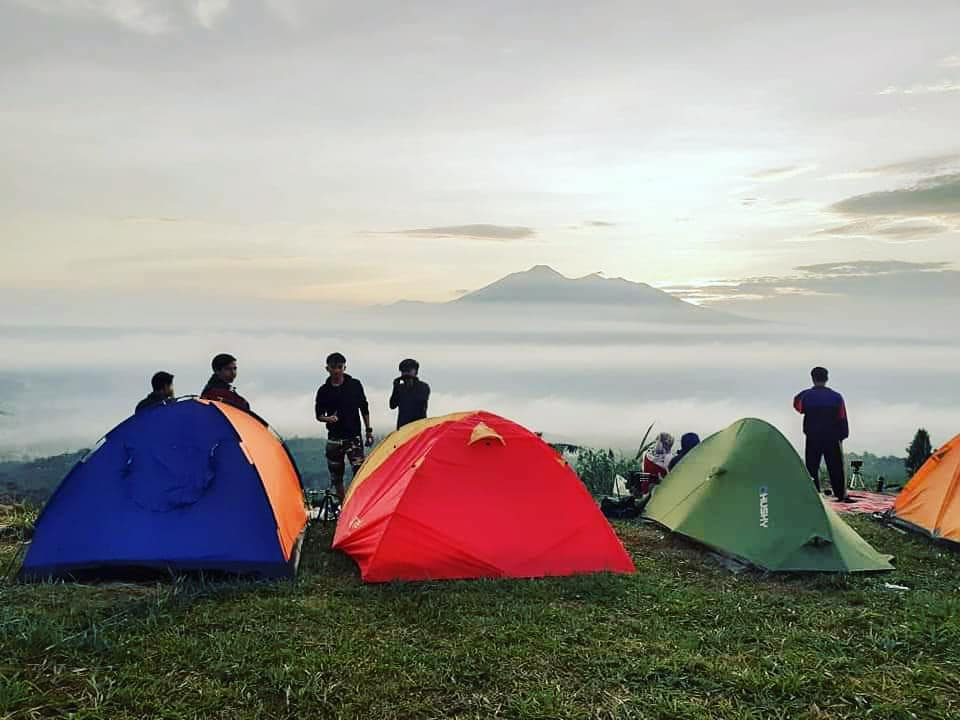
[643,418,893,573]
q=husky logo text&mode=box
[759,486,769,529]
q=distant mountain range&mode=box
[390,265,746,324]
[456,265,705,308]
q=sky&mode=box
[2,1,959,457]
[2,0,959,306]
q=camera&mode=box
[850,460,863,470]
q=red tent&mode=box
[333,411,635,582]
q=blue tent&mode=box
[20,399,308,580]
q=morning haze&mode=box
[1,0,959,457]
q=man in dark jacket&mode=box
[793,366,852,502]
[201,353,251,411]
[389,358,430,430]
[315,352,373,501]
[135,371,175,412]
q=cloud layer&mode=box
[665,260,960,327]
[9,0,294,33]
[390,225,537,241]
[3,320,959,457]
[749,165,816,181]
[830,173,960,217]
[878,81,960,96]
[812,218,950,242]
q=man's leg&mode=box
[325,441,347,501]
[824,441,847,500]
[804,438,823,492]
[344,438,366,495]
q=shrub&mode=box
[574,448,641,496]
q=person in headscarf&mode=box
[643,432,675,479]
[668,432,701,471]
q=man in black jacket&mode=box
[315,352,373,501]
[135,371,175,412]
[389,358,430,430]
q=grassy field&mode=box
[2,508,959,720]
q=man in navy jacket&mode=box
[793,366,852,502]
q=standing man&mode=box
[389,358,430,430]
[201,353,251,411]
[793,366,853,502]
[315,352,373,501]
[135,371,175,412]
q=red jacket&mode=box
[201,377,250,412]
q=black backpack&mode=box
[600,496,643,520]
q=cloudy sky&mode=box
[2,1,960,457]
[2,0,959,306]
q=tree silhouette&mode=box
[905,429,933,478]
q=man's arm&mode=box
[838,398,849,440]
[793,391,805,414]
[421,382,431,415]
[315,387,333,422]
[357,380,372,435]
[389,380,400,410]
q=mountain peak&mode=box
[524,265,565,278]
[454,266,714,317]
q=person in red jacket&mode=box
[201,353,251,411]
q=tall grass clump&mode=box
[574,448,641,496]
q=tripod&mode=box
[316,488,341,524]
[305,487,341,524]
[848,461,866,491]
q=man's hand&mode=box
[365,428,375,447]
[319,414,338,424]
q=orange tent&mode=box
[332,411,635,582]
[891,434,960,544]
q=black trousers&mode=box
[804,436,846,499]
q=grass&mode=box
[2,511,960,719]
[0,503,38,543]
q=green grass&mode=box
[2,513,959,719]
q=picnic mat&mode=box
[825,491,896,515]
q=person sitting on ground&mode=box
[315,352,374,502]
[668,432,701,471]
[135,371,175,412]
[793,366,853,503]
[200,353,250,411]
[643,432,675,480]
[389,358,430,430]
